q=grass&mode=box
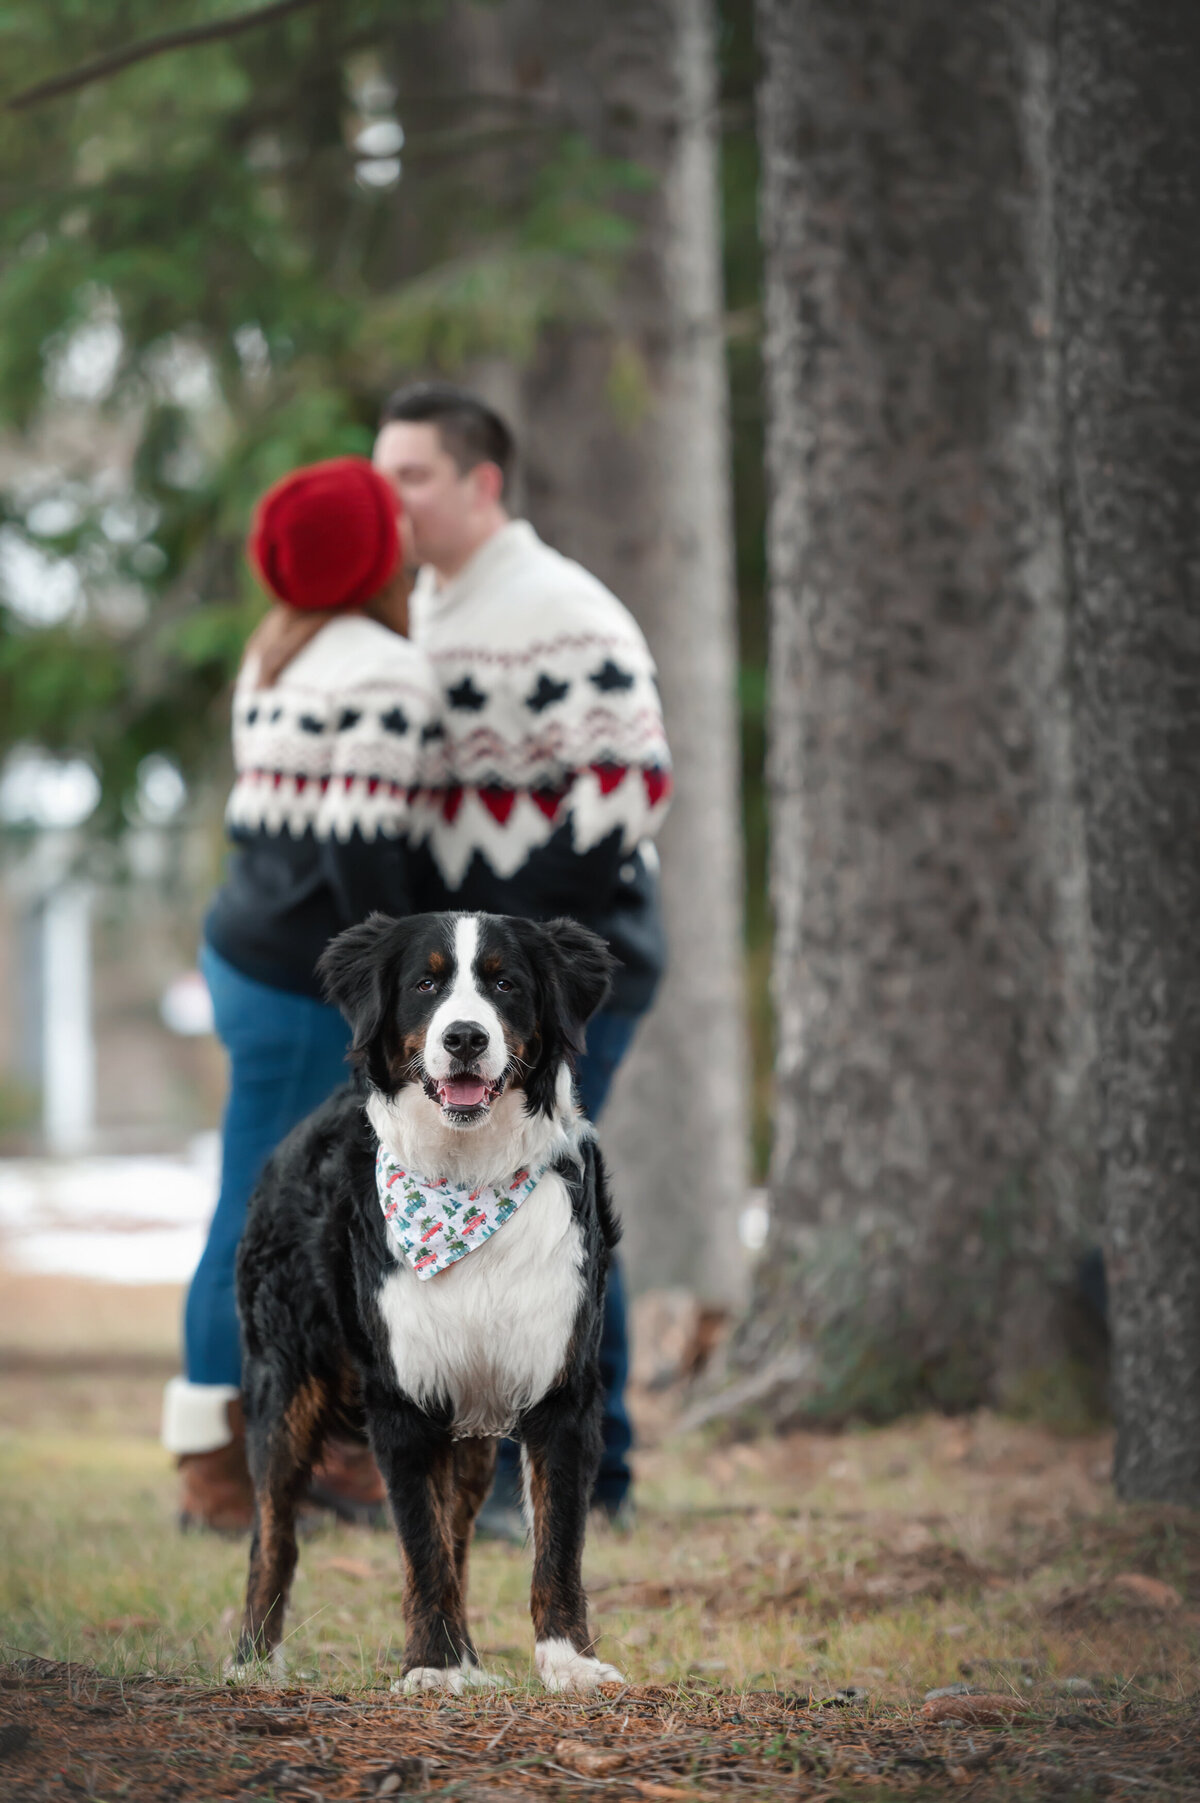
[3,1364,1200,1799]
[2,1368,1198,1708]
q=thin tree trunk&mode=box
[719,0,1096,1423]
[513,0,750,1304]
[383,0,749,1303]
[1056,0,1200,1503]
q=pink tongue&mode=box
[439,1078,488,1108]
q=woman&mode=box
[162,456,442,1531]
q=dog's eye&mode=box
[495,977,515,993]
[416,977,437,992]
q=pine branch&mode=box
[5,0,330,112]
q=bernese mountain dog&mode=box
[231,909,626,1694]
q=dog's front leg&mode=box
[521,1396,625,1692]
[369,1394,497,1693]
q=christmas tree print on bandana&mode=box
[375,1143,549,1279]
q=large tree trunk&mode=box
[720,0,1097,1422]
[1056,1,1200,1503]
[513,0,750,1303]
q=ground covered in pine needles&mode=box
[2,1333,1199,1800]
[3,1654,1199,1802]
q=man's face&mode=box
[373,421,490,572]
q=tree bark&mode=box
[722,0,1097,1422]
[1056,0,1200,1503]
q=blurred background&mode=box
[4,3,1200,1738]
[0,0,767,1360]
[2,0,1197,1511]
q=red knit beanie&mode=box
[248,456,400,611]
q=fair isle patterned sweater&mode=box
[411,520,672,1013]
[204,613,443,997]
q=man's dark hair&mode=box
[379,382,515,489]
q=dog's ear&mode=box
[318,913,412,1090]
[539,917,615,1036]
[512,917,615,1118]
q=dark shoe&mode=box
[473,1492,527,1545]
[307,1436,391,1529]
[591,1493,637,1536]
[178,1398,254,1535]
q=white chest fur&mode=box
[374,1170,585,1437]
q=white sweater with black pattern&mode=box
[410,519,672,1013]
[205,613,443,997]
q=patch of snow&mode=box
[0,1137,219,1284]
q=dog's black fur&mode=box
[232,911,621,1689]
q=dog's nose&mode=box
[441,1020,490,1063]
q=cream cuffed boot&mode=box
[162,1377,254,1535]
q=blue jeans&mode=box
[185,946,352,1386]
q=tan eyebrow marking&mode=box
[428,951,447,973]
[481,952,503,975]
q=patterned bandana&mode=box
[375,1143,549,1280]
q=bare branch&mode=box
[6,0,330,112]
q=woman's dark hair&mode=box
[379,382,515,489]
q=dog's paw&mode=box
[535,1638,625,1693]
[394,1666,466,1696]
[393,1662,504,1696]
[460,1664,506,1689]
[224,1645,286,1684]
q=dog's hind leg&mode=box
[521,1399,625,1693]
[232,1371,331,1675]
[451,1436,498,1594]
[369,1397,500,1692]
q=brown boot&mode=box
[179,1447,255,1533]
[162,1380,254,1535]
[307,1436,390,1529]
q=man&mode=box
[253,382,672,1529]
[377,383,671,1530]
